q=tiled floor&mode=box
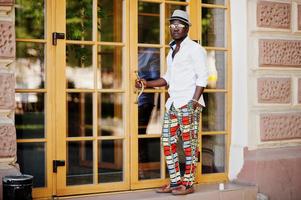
[57,182,257,200]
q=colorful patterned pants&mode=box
[162,102,201,188]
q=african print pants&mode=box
[162,102,201,188]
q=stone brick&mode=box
[257,1,291,29]
[299,5,301,30]
[0,73,14,109]
[259,39,301,67]
[0,0,13,6]
[0,125,16,158]
[257,78,291,103]
[299,79,301,104]
[260,113,301,141]
[237,147,301,200]
[0,21,15,58]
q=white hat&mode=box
[169,10,191,26]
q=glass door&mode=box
[129,0,193,189]
[55,0,130,196]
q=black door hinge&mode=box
[52,32,65,45]
[53,160,65,173]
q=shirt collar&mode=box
[169,36,190,50]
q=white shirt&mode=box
[162,37,209,110]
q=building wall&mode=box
[0,1,20,199]
[231,0,301,199]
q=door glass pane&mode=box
[98,140,123,183]
[202,135,225,174]
[67,141,93,185]
[15,93,45,139]
[66,0,93,41]
[15,0,45,39]
[202,8,226,47]
[98,0,124,42]
[202,0,225,5]
[16,43,45,89]
[138,138,161,180]
[98,93,124,136]
[165,5,187,44]
[67,93,93,137]
[207,50,227,89]
[66,45,93,89]
[17,142,46,187]
[138,93,163,135]
[202,93,225,131]
[138,2,160,44]
[97,46,123,89]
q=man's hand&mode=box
[135,79,147,88]
[191,100,201,111]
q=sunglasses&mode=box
[169,24,186,29]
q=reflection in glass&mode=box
[66,45,93,89]
[67,93,93,137]
[15,0,45,39]
[16,43,45,89]
[97,46,123,89]
[202,0,225,5]
[17,143,46,187]
[138,92,162,135]
[138,2,160,44]
[98,140,123,183]
[15,93,45,139]
[206,51,227,89]
[98,0,124,42]
[66,0,92,40]
[202,135,225,174]
[98,93,123,136]
[202,93,225,131]
[202,8,226,47]
[138,138,161,180]
[67,141,93,185]
[165,5,186,44]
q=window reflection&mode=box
[98,93,124,136]
[97,0,124,42]
[202,135,225,174]
[206,50,226,89]
[17,143,46,187]
[67,93,93,137]
[202,0,225,5]
[66,45,93,89]
[202,93,225,131]
[15,93,45,139]
[138,2,160,44]
[97,46,123,89]
[138,138,161,180]
[202,8,226,47]
[16,43,45,89]
[67,141,93,185]
[15,0,45,39]
[66,0,93,41]
[98,140,123,183]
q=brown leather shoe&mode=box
[171,185,194,195]
[156,184,178,193]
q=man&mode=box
[135,10,208,195]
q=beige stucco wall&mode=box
[236,1,301,199]
[0,1,20,199]
[247,0,301,149]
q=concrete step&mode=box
[58,182,258,200]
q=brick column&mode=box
[0,1,21,199]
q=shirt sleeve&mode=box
[192,46,209,87]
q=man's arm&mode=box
[135,78,167,88]
[191,86,205,109]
